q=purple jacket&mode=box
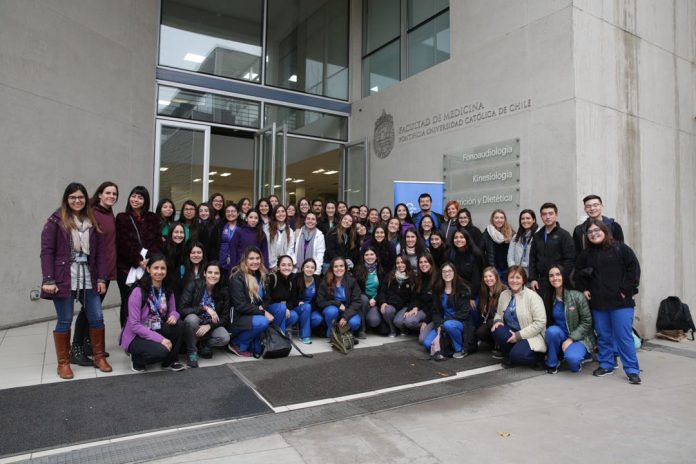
[235,225,270,268]
[119,286,180,351]
[40,210,106,300]
[219,224,241,271]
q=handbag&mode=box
[260,325,314,359]
[125,216,148,286]
[330,320,355,355]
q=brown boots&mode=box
[54,328,113,379]
[53,331,74,379]
[89,328,113,373]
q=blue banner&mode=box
[393,181,445,216]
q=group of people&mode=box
[40,184,642,385]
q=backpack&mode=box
[656,296,695,341]
[330,320,355,354]
[260,325,314,359]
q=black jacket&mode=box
[290,274,321,309]
[377,276,413,309]
[228,271,265,330]
[432,285,476,352]
[528,224,575,282]
[264,272,294,306]
[324,229,352,264]
[447,248,482,298]
[316,274,362,321]
[410,273,434,323]
[572,216,625,253]
[481,230,510,270]
[575,242,640,309]
[179,279,231,330]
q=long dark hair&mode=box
[432,261,468,305]
[245,209,267,244]
[403,229,425,256]
[164,222,187,272]
[155,198,176,227]
[513,209,538,244]
[138,254,172,309]
[324,257,348,298]
[269,205,291,242]
[295,258,318,295]
[353,246,382,286]
[480,266,506,317]
[125,186,151,214]
[543,264,569,326]
[449,229,485,269]
[184,240,207,282]
[384,254,416,287]
[202,260,225,298]
[89,181,119,209]
[58,182,100,233]
[414,254,436,294]
[395,203,414,224]
[208,192,225,222]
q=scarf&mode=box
[295,226,317,266]
[198,287,215,325]
[395,270,408,285]
[71,216,92,256]
[486,224,507,244]
[366,261,379,274]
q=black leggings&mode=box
[117,272,130,328]
[128,321,184,368]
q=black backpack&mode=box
[656,296,695,340]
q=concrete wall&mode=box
[573,0,696,336]
[0,0,159,328]
[349,0,696,337]
[350,0,579,230]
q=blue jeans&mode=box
[422,320,464,352]
[310,310,324,331]
[294,302,313,338]
[267,302,299,334]
[322,305,360,337]
[592,308,639,374]
[545,325,589,372]
[53,289,104,333]
[231,315,269,353]
[492,325,538,366]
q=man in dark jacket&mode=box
[572,194,625,252]
[412,193,445,230]
[528,202,575,293]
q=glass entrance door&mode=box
[342,139,368,205]
[154,120,211,207]
[254,123,287,203]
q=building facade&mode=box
[1,0,694,336]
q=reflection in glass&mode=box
[408,0,448,28]
[265,104,348,141]
[158,86,260,128]
[363,0,400,55]
[344,141,367,206]
[159,127,205,205]
[408,11,450,77]
[362,40,400,96]
[208,132,254,202]
[159,0,263,82]
[266,0,349,100]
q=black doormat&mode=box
[0,364,271,457]
[233,341,499,407]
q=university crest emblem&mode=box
[373,110,395,159]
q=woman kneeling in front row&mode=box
[179,261,231,368]
[423,262,475,360]
[543,265,595,374]
[120,254,185,372]
[491,265,546,367]
[316,257,362,338]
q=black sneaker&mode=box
[627,373,642,385]
[614,356,619,369]
[186,352,199,368]
[593,367,614,377]
[130,361,146,373]
[432,351,445,362]
[501,358,513,368]
[491,349,504,359]
[199,344,213,359]
[165,361,186,372]
[546,363,559,374]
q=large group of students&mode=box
[40,182,642,385]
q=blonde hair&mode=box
[490,209,513,242]
[235,247,267,301]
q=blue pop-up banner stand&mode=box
[393,181,445,216]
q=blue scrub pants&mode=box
[492,325,538,366]
[422,320,464,352]
[592,308,639,374]
[322,305,360,338]
[231,315,269,353]
[545,325,589,372]
[267,302,299,334]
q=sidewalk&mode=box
[144,340,696,464]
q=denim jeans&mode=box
[53,289,104,333]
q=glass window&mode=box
[208,131,255,202]
[265,0,349,100]
[158,86,260,128]
[264,104,348,141]
[408,0,448,28]
[363,0,400,55]
[159,0,263,83]
[362,40,400,97]
[158,126,206,205]
[408,11,450,77]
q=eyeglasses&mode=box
[586,228,602,237]
[68,195,85,201]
